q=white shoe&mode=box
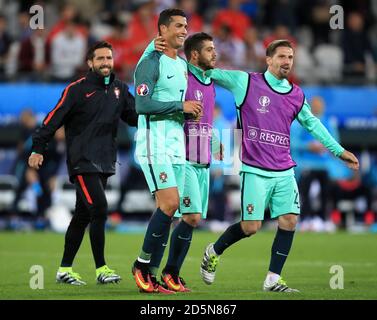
[56,270,86,286]
[263,278,300,293]
[200,243,220,285]
[96,265,121,284]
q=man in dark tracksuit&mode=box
[29,41,138,285]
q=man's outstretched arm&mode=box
[297,101,359,170]
[205,69,248,106]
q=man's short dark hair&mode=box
[184,32,213,60]
[86,41,113,61]
[266,40,293,57]
[158,8,186,33]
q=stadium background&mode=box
[0,0,376,300]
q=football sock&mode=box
[138,208,172,265]
[268,227,295,275]
[137,250,152,263]
[149,230,169,276]
[213,222,248,255]
[265,273,281,285]
[164,219,194,275]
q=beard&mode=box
[93,65,112,77]
[279,65,291,79]
[198,58,215,71]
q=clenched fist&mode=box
[28,153,44,170]
[183,100,202,118]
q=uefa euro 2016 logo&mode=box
[257,96,270,114]
[136,84,149,96]
[194,90,203,102]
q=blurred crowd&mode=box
[0,0,376,84]
[0,0,377,233]
[1,102,377,233]
[291,96,377,232]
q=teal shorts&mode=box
[139,155,185,196]
[175,164,209,219]
[240,172,300,221]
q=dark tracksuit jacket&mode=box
[32,71,138,182]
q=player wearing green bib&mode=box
[131,9,202,294]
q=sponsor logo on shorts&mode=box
[159,172,168,183]
[247,204,254,214]
[183,196,191,207]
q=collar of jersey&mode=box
[264,70,291,92]
[188,63,211,84]
[86,71,115,87]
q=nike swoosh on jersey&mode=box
[86,91,96,98]
[167,75,174,79]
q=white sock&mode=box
[209,244,219,256]
[137,257,150,264]
[265,273,280,285]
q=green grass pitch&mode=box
[0,230,376,300]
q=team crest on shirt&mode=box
[159,172,168,183]
[257,96,270,113]
[114,87,120,99]
[183,197,191,207]
[136,84,149,96]
[246,204,254,214]
[194,89,203,102]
